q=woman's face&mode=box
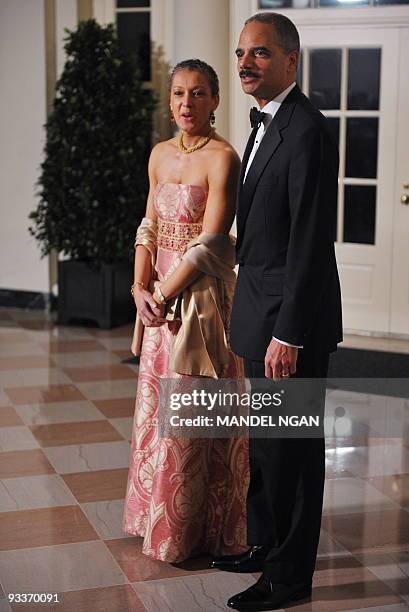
[170,69,219,135]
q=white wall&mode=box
[171,0,230,140]
[0,0,49,292]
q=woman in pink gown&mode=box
[122,60,249,563]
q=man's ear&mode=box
[288,50,299,74]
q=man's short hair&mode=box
[245,12,300,55]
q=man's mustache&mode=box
[239,70,259,78]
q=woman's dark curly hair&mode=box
[169,59,219,96]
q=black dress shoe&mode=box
[227,576,312,611]
[210,546,267,572]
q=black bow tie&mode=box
[249,107,266,129]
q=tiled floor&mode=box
[0,308,408,611]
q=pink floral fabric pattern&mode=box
[122,183,249,562]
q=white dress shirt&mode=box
[243,82,302,349]
[244,82,296,182]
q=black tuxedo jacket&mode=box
[230,85,343,362]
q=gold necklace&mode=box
[178,128,213,154]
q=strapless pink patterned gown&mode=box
[123,183,249,562]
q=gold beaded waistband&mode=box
[157,218,202,253]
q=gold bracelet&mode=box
[131,281,144,296]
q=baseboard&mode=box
[0,289,55,310]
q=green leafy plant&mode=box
[29,19,155,263]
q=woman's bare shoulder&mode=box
[150,137,178,158]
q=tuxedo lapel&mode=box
[237,86,302,245]
[237,127,257,201]
[237,122,282,241]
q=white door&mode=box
[390,28,409,336]
[297,27,400,334]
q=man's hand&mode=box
[265,338,298,380]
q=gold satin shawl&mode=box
[131,230,237,379]
[169,232,236,378]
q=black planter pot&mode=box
[58,260,135,329]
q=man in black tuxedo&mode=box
[211,13,342,611]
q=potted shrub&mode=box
[29,19,155,328]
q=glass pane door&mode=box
[297,27,399,333]
[298,45,381,246]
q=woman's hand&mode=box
[133,287,166,327]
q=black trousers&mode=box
[244,345,329,583]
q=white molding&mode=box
[151,0,175,63]
[252,2,409,27]
[93,0,115,25]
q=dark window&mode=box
[117,12,151,81]
[344,185,376,244]
[346,118,379,179]
[309,49,342,110]
[348,49,381,110]
[117,0,150,7]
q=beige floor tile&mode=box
[5,385,85,406]
[0,369,71,388]
[8,585,146,612]
[15,401,104,425]
[50,350,122,368]
[322,509,409,554]
[97,337,133,351]
[354,550,409,605]
[109,418,133,441]
[62,468,128,503]
[343,334,409,354]
[29,420,123,447]
[325,444,409,479]
[93,398,135,419]
[0,474,76,512]
[81,500,131,540]
[106,538,216,582]
[0,343,46,358]
[0,355,55,370]
[0,449,55,479]
[284,555,403,611]
[63,364,136,383]
[318,530,349,558]
[0,541,127,594]
[32,325,94,339]
[43,440,130,474]
[0,390,12,406]
[0,506,98,550]
[25,327,94,342]
[41,340,107,354]
[365,474,409,508]
[75,380,137,401]
[0,427,39,452]
[347,605,409,611]
[323,477,399,515]
[133,572,255,611]
[0,331,32,344]
[0,407,23,427]
[88,325,133,339]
